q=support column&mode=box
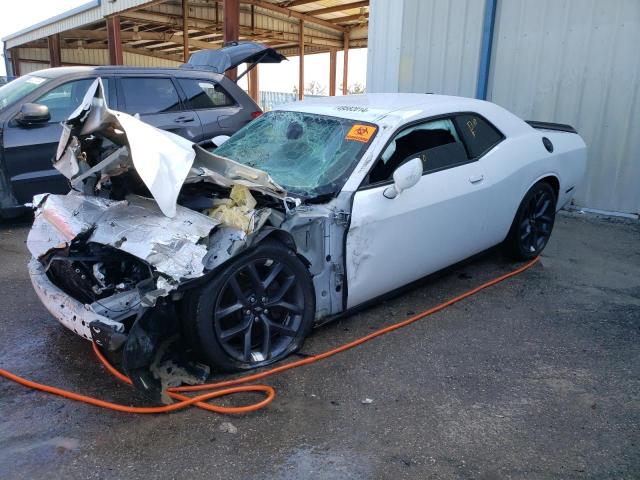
[342,32,349,95]
[48,34,61,68]
[248,65,259,103]
[182,0,190,63]
[298,20,304,100]
[475,0,497,99]
[329,49,337,96]
[106,16,123,65]
[10,48,20,77]
[223,0,240,80]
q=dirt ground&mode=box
[0,211,638,479]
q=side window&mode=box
[367,118,469,184]
[178,79,235,109]
[454,114,503,158]
[35,78,95,123]
[120,77,181,115]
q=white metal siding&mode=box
[489,0,640,214]
[366,0,405,92]
[367,0,485,97]
[398,0,485,96]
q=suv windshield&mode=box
[0,75,49,110]
[214,110,377,197]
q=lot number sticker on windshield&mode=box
[346,124,376,143]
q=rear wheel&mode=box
[502,182,556,260]
[181,241,315,371]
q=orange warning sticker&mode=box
[345,124,376,143]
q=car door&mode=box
[2,77,114,205]
[175,77,245,142]
[117,76,202,141]
[345,116,496,308]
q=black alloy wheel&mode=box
[213,257,305,363]
[519,188,555,254]
[182,241,315,371]
[503,182,557,260]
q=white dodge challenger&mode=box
[27,80,586,398]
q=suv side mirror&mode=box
[15,103,50,126]
[383,157,423,199]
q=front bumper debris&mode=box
[29,259,127,344]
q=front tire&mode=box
[502,182,557,260]
[181,241,315,371]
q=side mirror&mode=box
[211,135,230,147]
[15,103,50,126]
[383,157,422,199]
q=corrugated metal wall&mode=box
[367,0,485,97]
[15,47,181,72]
[368,0,640,215]
[489,0,640,214]
[366,0,404,92]
[19,63,47,75]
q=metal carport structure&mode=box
[2,0,369,101]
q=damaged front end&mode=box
[27,79,295,402]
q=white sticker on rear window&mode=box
[26,77,46,85]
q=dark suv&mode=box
[0,42,284,218]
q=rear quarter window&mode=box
[178,79,235,109]
[454,113,504,158]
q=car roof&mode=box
[274,93,491,125]
[28,65,224,79]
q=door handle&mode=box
[175,115,195,123]
[469,174,484,184]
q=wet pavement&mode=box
[0,211,639,479]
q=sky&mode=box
[0,0,368,93]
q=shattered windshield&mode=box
[214,110,377,197]
[0,75,49,110]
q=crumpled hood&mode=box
[27,192,220,283]
[54,78,286,218]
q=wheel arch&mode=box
[259,229,312,269]
[523,173,561,209]
[538,175,560,202]
[500,173,561,245]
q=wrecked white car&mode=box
[28,79,586,400]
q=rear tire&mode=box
[181,241,315,372]
[502,182,557,260]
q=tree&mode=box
[292,81,328,97]
[345,82,366,94]
[305,80,327,96]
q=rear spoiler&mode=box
[526,121,578,134]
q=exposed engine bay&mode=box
[27,79,350,402]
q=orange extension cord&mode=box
[0,257,539,415]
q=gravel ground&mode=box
[0,211,638,479]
